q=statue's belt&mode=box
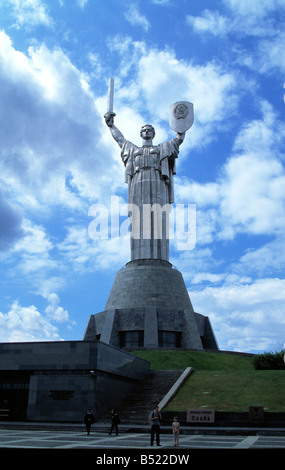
[134,164,161,172]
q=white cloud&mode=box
[44,292,69,323]
[133,49,239,152]
[187,1,285,75]
[233,236,285,278]
[12,219,52,254]
[176,179,219,207]
[218,103,285,238]
[77,0,88,8]
[58,224,129,273]
[176,152,285,245]
[186,10,228,36]
[0,300,61,342]
[9,219,57,274]
[219,154,285,237]
[191,272,225,285]
[190,277,285,352]
[0,274,72,342]
[0,31,120,216]
[175,101,285,243]
[2,0,52,28]
[188,0,285,38]
[104,37,238,150]
[224,0,285,21]
[171,246,219,284]
[233,101,285,155]
[124,5,150,32]
[247,32,285,75]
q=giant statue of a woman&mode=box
[104,111,186,262]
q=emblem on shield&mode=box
[169,101,194,133]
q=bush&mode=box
[253,350,285,370]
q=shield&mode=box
[169,101,194,133]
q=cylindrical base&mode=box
[84,259,219,351]
[105,259,194,311]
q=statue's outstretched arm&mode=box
[104,112,125,148]
[176,131,185,146]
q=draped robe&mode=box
[121,138,181,261]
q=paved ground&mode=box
[0,426,285,449]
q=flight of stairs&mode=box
[98,369,184,425]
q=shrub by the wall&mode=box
[253,350,285,370]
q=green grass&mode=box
[132,350,285,412]
[164,370,285,412]
[132,349,254,371]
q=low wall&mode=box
[161,410,285,428]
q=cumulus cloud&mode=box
[190,278,285,353]
[137,50,238,130]
[0,277,72,341]
[58,224,129,273]
[106,44,239,152]
[0,300,61,342]
[0,31,118,214]
[219,154,285,237]
[9,219,57,274]
[44,292,69,323]
[175,101,285,243]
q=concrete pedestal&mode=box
[84,260,218,350]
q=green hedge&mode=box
[253,350,285,370]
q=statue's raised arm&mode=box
[104,111,126,149]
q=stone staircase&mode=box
[97,369,184,425]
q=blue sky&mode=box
[0,0,285,353]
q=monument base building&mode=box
[0,340,149,422]
[84,259,218,351]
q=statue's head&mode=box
[140,124,155,140]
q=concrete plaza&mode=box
[0,423,285,450]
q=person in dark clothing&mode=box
[83,408,95,435]
[109,409,120,435]
[150,405,162,446]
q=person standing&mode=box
[150,405,162,446]
[109,409,120,436]
[83,408,95,435]
[172,416,180,446]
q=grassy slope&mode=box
[132,350,285,412]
